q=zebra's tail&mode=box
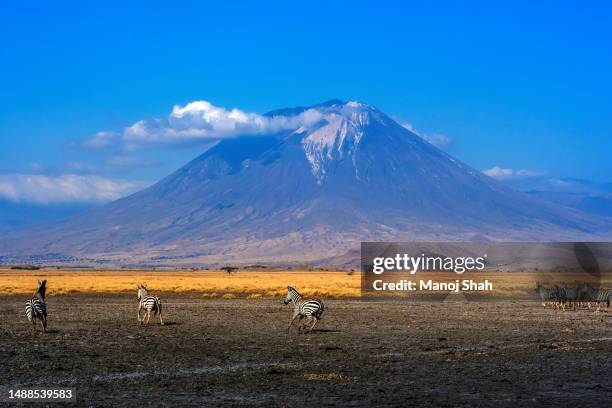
[315,300,325,320]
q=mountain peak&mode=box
[312,99,377,114]
[265,99,376,119]
[314,98,347,107]
[294,101,390,183]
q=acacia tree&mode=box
[221,266,238,275]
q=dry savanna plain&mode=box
[2,268,612,406]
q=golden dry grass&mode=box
[1,268,610,298]
[0,268,360,298]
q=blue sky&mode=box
[1,1,611,207]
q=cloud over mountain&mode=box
[0,174,147,204]
[401,123,452,149]
[84,101,326,150]
[483,166,546,180]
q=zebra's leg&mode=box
[297,315,307,334]
[287,312,299,333]
[145,309,152,326]
[312,318,319,331]
[308,317,318,332]
[137,305,143,325]
[301,316,312,334]
[41,316,47,333]
[158,305,164,326]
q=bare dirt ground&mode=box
[1,295,612,407]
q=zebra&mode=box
[283,286,325,334]
[137,284,164,326]
[534,281,557,309]
[576,282,596,309]
[25,279,47,332]
[593,288,612,312]
[557,283,579,311]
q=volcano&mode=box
[2,100,611,266]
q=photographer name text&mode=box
[372,279,493,292]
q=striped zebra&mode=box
[534,281,559,309]
[593,288,612,312]
[137,284,164,326]
[576,283,596,309]
[25,279,47,332]
[283,286,325,334]
[556,284,579,311]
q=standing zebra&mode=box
[283,286,325,334]
[25,279,47,332]
[576,282,596,309]
[534,281,557,309]
[557,284,579,311]
[594,288,612,312]
[137,284,164,326]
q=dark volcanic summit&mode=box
[2,100,611,265]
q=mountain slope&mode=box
[527,191,612,218]
[2,100,611,265]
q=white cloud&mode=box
[85,101,326,150]
[402,123,453,149]
[82,131,120,149]
[483,166,546,180]
[421,133,453,149]
[65,161,97,174]
[0,174,148,204]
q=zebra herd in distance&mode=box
[24,281,325,334]
[534,281,612,311]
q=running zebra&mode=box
[25,279,47,332]
[283,286,325,334]
[137,284,164,326]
